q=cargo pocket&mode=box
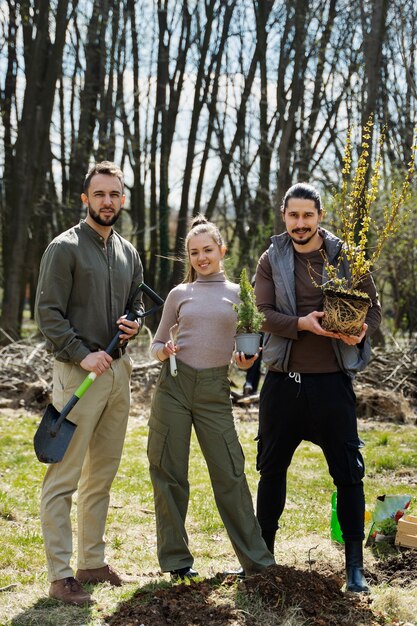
[147,415,169,468]
[345,439,365,483]
[223,427,245,477]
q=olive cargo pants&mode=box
[40,355,132,582]
[147,360,274,574]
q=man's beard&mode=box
[289,227,318,246]
[88,204,121,226]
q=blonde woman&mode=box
[148,215,274,580]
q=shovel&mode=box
[34,282,164,464]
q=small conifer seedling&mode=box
[234,268,265,334]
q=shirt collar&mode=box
[80,219,114,243]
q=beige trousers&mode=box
[40,355,132,582]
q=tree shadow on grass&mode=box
[10,595,93,626]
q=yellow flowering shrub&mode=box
[323,116,416,297]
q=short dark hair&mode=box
[281,183,322,213]
[83,161,124,194]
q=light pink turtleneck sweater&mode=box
[151,272,240,369]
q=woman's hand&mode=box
[157,340,180,362]
[234,350,260,370]
[163,339,178,356]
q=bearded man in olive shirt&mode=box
[35,162,143,605]
[254,183,381,593]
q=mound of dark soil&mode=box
[106,576,253,626]
[242,565,378,626]
[106,565,381,626]
[371,550,417,586]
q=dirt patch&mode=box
[106,565,382,626]
[242,565,378,626]
[355,386,415,423]
[371,550,417,586]
[106,576,255,626]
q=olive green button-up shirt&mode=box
[35,220,143,364]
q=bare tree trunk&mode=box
[205,0,275,221]
[68,0,109,210]
[149,2,169,290]
[149,1,192,293]
[0,0,70,341]
[171,0,237,286]
[250,0,275,256]
[298,0,337,178]
[96,0,118,162]
[171,0,220,286]
[193,1,236,216]
[160,2,191,291]
[356,0,388,275]
[124,0,147,275]
[275,0,307,231]
[361,0,388,126]
[2,0,18,231]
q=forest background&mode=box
[0,0,416,341]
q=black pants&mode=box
[245,356,262,392]
[256,371,365,542]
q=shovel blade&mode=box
[34,404,77,464]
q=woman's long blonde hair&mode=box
[183,214,226,283]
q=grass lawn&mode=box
[1,402,417,625]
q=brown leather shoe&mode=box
[76,564,124,586]
[49,577,94,606]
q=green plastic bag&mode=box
[330,491,344,544]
